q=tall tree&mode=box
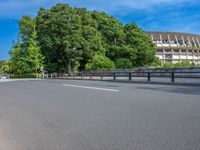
[37,4,82,73]
[10,39,26,74]
[10,16,44,74]
[124,23,156,66]
[24,28,44,73]
[36,4,104,72]
[35,3,156,71]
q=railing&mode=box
[44,68,200,84]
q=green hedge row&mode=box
[11,74,42,79]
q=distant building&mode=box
[146,31,200,64]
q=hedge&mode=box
[10,73,42,79]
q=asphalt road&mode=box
[0,79,200,150]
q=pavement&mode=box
[0,78,43,82]
[0,79,200,150]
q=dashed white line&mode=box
[62,84,119,92]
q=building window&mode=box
[165,54,172,59]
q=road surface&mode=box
[0,79,200,150]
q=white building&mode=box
[146,31,200,64]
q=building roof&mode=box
[145,31,200,41]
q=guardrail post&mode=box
[129,72,132,81]
[73,73,75,79]
[66,73,68,80]
[113,73,116,80]
[147,72,151,81]
[171,72,175,83]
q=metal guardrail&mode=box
[44,68,200,83]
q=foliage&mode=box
[161,61,197,68]
[124,23,156,66]
[10,73,42,79]
[0,60,4,66]
[35,4,156,72]
[107,45,137,65]
[10,4,156,73]
[174,61,197,67]
[85,54,115,70]
[10,16,44,74]
[150,57,162,67]
[9,40,25,73]
[36,4,103,73]
[24,30,44,73]
[115,58,132,69]
[0,60,11,74]
[162,62,174,68]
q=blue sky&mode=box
[0,0,200,60]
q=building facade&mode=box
[146,31,200,64]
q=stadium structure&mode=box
[145,31,200,64]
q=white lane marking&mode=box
[62,84,119,92]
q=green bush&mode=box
[174,61,197,68]
[115,58,132,69]
[161,61,197,68]
[150,57,162,67]
[11,73,42,79]
[85,54,115,70]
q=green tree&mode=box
[10,40,27,74]
[151,56,162,67]
[91,11,125,46]
[10,16,44,74]
[0,60,11,74]
[107,45,137,65]
[79,26,104,70]
[19,16,35,44]
[124,23,156,66]
[35,3,156,72]
[36,4,105,72]
[24,29,44,73]
[115,58,132,69]
[86,54,115,70]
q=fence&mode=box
[44,67,200,84]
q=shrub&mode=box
[115,58,132,69]
[10,73,42,79]
[85,54,115,70]
[150,57,162,67]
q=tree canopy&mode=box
[10,3,156,73]
[85,54,115,70]
[0,60,11,74]
[10,16,44,74]
[36,3,156,72]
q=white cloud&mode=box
[106,0,191,8]
[66,0,195,12]
[0,0,198,34]
[0,0,196,18]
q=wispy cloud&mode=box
[0,0,199,33]
[106,0,200,34]
[0,0,199,60]
[0,0,197,18]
